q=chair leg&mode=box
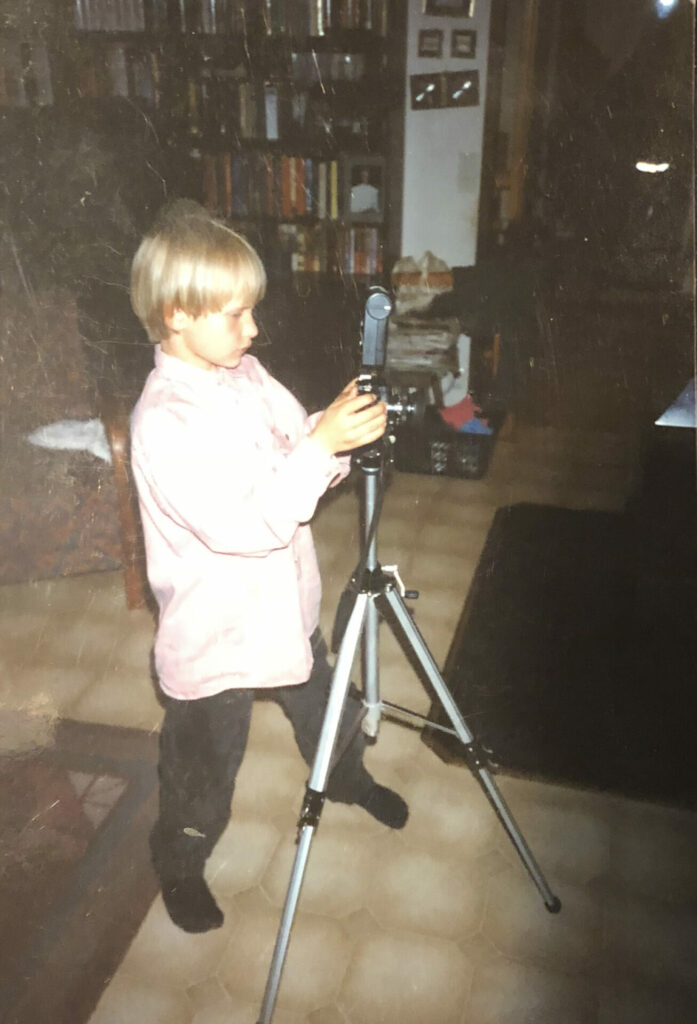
[101,394,148,610]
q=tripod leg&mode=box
[361,599,381,737]
[381,587,561,914]
[257,593,370,1024]
[360,466,382,738]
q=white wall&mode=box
[401,0,491,268]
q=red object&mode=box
[439,396,476,430]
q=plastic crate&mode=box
[393,423,493,480]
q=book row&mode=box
[74,0,146,33]
[201,152,343,220]
[0,40,53,107]
[276,223,383,275]
[73,0,388,37]
[68,42,370,144]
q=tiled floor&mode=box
[2,426,697,1024]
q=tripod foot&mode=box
[545,896,562,914]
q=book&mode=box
[248,152,264,216]
[263,0,286,35]
[304,158,315,217]
[222,152,233,216]
[28,43,54,106]
[294,157,305,216]
[131,51,156,104]
[317,161,327,220]
[280,155,292,217]
[309,0,325,35]
[329,160,339,220]
[202,153,218,211]
[106,44,128,98]
[231,154,247,215]
[262,153,275,216]
[186,77,202,136]
[239,80,262,138]
[264,83,279,140]
[288,156,297,215]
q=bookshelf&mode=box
[2,0,401,282]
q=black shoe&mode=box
[356,784,409,829]
[160,875,224,933]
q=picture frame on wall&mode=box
[423,0,475,16]
[418,28,443,58]
[451,28,476,58]
[444,69,479,107]
[410,72,443,110]
[343,154,385,223]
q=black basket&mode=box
[393,422,493,480]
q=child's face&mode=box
[163,295,259,371]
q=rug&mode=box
[425,502,697,809]
[0,717,159,1024]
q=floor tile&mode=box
[601,890,697,991]
[339,929,474,1024]
[232,746,310,821]
[0,608,51,665]
[481,866,603,974]
[67,669,163,730]
[493,794,613,887]
[191,992,306,1024]
[596,976,697,1024]
[88,971,193,1024]
[218,890,352,1016]
[466,953,597,1024]
[364,837,487,940]
[607,797,697,903]
[117,895,235,990]
[397,766,500,859]
[262,826,374,918]
[0,704,57,753]
[208,816,283,898]
[2,661,97,714]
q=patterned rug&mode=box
[0,717,158,1024]
[427,501,697,810]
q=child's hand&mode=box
[310,379,388,455]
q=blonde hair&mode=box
[130,199,267,342]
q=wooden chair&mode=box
[100,391,150,610]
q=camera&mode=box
[357,287,424,431]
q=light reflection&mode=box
[635,160,671,172]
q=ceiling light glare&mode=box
[635,161,670,173]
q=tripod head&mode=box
[361,286,392,369]
[355,286,423,470]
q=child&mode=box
[129,200,408,934]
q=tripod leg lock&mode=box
[463,739,491,773]
[296,786,326,840]
[383,565,418,601]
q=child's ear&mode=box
[165,309,190,333]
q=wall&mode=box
[400,0,491,268]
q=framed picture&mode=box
[423,0,474,16]
[410,73,443,111]
[444,69,479,107]
[343,154,384,223]
[451,28,476,58]
[418,28,443,58]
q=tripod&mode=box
[257,443,561,1024]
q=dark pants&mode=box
[150,631,374,880]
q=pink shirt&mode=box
[130,347,349,700]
